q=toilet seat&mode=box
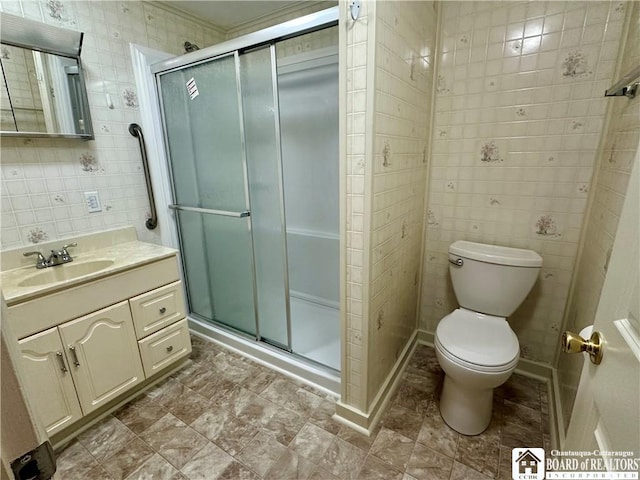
[435,309,519,371]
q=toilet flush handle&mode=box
[449,258,464,267]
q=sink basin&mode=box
[18,259,115,287]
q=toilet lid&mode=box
[436,309,519,367]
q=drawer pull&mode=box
[159,307,167,314]
[69,346,80,367]
[166,345,174,353]
[56,351,68,373]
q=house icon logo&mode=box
[512,448,545,480]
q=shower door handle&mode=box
[168,204,250,218]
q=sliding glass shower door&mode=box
[159,53,257,337]
[158,48,289,347]
[239,47,290,349]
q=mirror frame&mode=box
[0,13,94,140]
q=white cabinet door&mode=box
[17,327,83,436]
[59,301,145,415]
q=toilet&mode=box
[434,240,542,435]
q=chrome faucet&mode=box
[23,242,77,268]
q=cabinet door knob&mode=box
[166,345,174,353]
[159,307,167,314]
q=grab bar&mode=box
[128,123,158,230]
[168,204,250,218]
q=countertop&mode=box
[1,241,178,306]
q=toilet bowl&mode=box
[435,308,519,435]
[434,241,542,435]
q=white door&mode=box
[565,149,640,454]
[16,327,83,436]
[59,301,145,415]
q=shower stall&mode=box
[151,10,340,377]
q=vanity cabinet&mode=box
[7,253,191,439]
[17,301,145,436]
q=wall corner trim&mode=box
[334,330,418,434]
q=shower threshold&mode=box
[187,316,341,395]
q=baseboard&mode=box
[333,330,417,434]
[514,357,552,381]
[417,330,434,345]
[416,329,561,449]
[333,402,371,435]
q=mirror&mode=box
[0,14,93,139]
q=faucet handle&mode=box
[23,251,48,269]
[62,242,77,252]
[61,242,77,262]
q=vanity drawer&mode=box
[129,281,185,339]
[138,318,191,378]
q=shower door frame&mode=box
[151,8,339,359]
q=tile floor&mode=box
[53,337,551,480]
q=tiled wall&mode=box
[342,0,436,412]
[420,1,626,365]
[343,0,372,411]
[0,1,224,249]
[558,0,639,431]
[367,0,437,402]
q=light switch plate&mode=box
[84,191,102,213]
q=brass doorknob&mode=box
[561,330,603,365]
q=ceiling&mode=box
[163,1,313,31]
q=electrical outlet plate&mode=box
[84,191,102,213]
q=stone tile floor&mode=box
[53,337,550,480]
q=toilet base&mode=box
[439,375,493,435]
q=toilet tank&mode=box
[448,241,542,317]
